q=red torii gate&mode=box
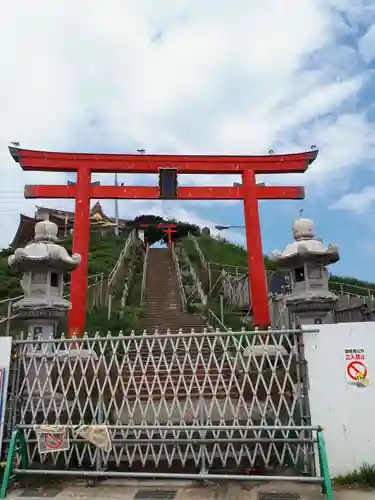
[9,146,318,335]
[140,223,177,248]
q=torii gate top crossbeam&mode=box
[9,147,318,174]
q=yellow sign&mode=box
[355,372,370,387]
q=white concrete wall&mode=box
[303,322,375,477]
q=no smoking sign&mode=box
[37,429,70,454]
[44,432,65,449]
[345,348,370,387]
[347,361,367,381]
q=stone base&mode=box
[287,294,337,310]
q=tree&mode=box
[130,215,201,245]
[161,219,200,243]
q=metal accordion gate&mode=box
[5,328,314,478]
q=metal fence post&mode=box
[108,294,112,321]
[100,273,104,305]
[199,397,207,476]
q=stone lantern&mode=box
[271,218,339,326]
[8,220,80,404]
[9,220,81,342]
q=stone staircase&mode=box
[140,247,207,332]
[129,247,238,401]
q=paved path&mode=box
[6,479,375,500]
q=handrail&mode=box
[63,276,104,299]
[108,229,136,287]
[140,244,149,304]
[207,309,244,352]
[270,295,289,329]
[171,243,187,312]
[207,260,274,280]
[188,233,207,270]
[207,308,229,332]
[181,247,207,306]
[329,280,375,297]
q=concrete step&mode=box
[141,246,209,338]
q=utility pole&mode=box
[64,212,68,237]
[114,172,119,237]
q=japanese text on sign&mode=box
[345,348,365,361]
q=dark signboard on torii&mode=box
[9,146,318,336]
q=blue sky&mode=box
[1,0,375,281]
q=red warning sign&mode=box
[347,361,367,381]
[44,432,65,450]
[37,429,70,454]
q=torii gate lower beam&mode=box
[10,146,318,335]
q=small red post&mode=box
[242,170,270,328]
[141,223,177,247]
[68,167,91,337]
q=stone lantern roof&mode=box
[271,218,339,268]
[8,220,81,272]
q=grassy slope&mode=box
[183,235,375,297]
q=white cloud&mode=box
[0,0,373,249]
[331,186,375,214]
[359,25,375,63]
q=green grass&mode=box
[85,305,145,334]
[333,463,375,488]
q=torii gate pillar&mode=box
[242,169,269,322]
